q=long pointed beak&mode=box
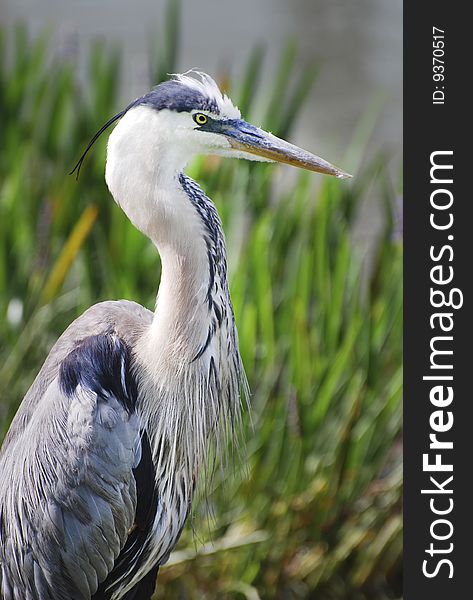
[206,119,351,179]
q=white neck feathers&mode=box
[105,106,245,485]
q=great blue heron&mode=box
[0,71,350,599]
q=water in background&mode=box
[1,0,402,247]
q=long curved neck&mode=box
[105,107,245,484]
[105,106,222,363]
[149,173,227,368]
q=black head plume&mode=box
[70,74,224,180]
[69,109,128,180]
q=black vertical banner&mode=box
[404,3,471,599]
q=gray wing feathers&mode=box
[0,300,152,457]
[0,369,140,599]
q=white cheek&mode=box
[192,131,232,154]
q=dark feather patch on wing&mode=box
[59,334,137,413]
[93,430,159,600]
[121,564,159,600]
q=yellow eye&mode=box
[193,113,208,126]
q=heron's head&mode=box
[73,71,351,182]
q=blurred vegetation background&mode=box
[0,2,402,598]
